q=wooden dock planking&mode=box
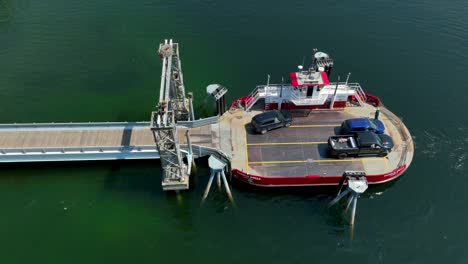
[0,125,216,150]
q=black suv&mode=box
[251,110,293,134]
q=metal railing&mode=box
[186,144,232,173]
[380,105,413,167]
[0,145,160,162]
[0,142,232,164]
[347,83,367,106]
[0,145,158,155]
[0,122,151,131]
[245,87,260,111]
[176,116,219,128]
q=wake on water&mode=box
[414,125,466,173]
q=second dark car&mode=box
[251,110,292,134]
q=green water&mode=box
[1,0,467,263]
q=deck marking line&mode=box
[289,124,339,128]
[384,158,390,170]
[313,158,386,162]
[249,160,307,165]
[248,158,387,165]
[247,141,327,146]
[244,124,249,174]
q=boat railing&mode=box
[346,83,367,106]
[289,89,326,105]
[380,105,413,167]
[244,87,260,110]
[245,85,283,110]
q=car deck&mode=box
[246,111,372,177]
[210,103,412,181]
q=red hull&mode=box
[232,164,407,187]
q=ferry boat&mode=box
[227,50,413,187]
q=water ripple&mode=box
[415,126,467,173]
[0,0,13,23]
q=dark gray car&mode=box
[251,110,293,134]
[328,132,394,159]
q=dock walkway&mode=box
[0,122,218,162]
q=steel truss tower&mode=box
[151,39,191,191]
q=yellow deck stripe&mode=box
[314,158,386,162]
[384,158,390,170]
[247,141,327,146]
[289,124,339,128]
[248,158,386,165]
[249,160,307,165]
[244,123,249,174]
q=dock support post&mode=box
[350,195,358,226]
[201,170,215,203]
[216,172,221,191]
[188,92,195,121]
[206,84,228,116]
[201,155,235,205]
[328,171,367,231]
[221,170,234,204]
[186,130,195,168]
[344,193,354,212]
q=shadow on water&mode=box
[100,159,201,234]
[0,154,402,195]
[102,160,162,195]
[0,154,404,213]
[195,96,217,118]
[0,156,209,197]
[0,156,406,237]
[0,159,167,198]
